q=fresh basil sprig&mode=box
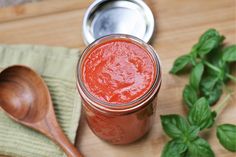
[170,29,224,74]
[170,29,235,107]
[161,98,215,157]
[161,29,236,157]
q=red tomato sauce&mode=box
[82,39,155,104]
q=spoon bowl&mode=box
[0,66,49,122]
[0,65,82,157]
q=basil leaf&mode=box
[185,126,200,141]
[217,124,236,152]
[197,36,224,57]
[200,75,219,92]
[198,29,221,45]
[187,137,215,157]
[160,115,189,139]
[161,139,187,157]
[207,82,222,106]
[207,45,223,65]
[190,63,204,91]
[188,98,216,130]
[170,55,191,74]
[219,62,230,82]
[196,29,224,57]
[201,77,223,106]
[183,85,198,108]
[223,45,236,62]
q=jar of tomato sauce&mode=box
[77,34,161,144]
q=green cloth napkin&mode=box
[0,45,81,157]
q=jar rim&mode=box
[77,34,162,114]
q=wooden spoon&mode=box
[0,65,83,157]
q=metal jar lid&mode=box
[83,0,155,45]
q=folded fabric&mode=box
[0,45,81,157]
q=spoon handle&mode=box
[40,111,83,157]
[52,126,83,157]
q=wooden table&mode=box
[0,0,235,156]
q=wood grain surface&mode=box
[0,0,235,157]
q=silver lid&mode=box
[83,0,155,45]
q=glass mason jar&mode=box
[77,34,162,144]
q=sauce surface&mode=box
[82,39,155,104]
